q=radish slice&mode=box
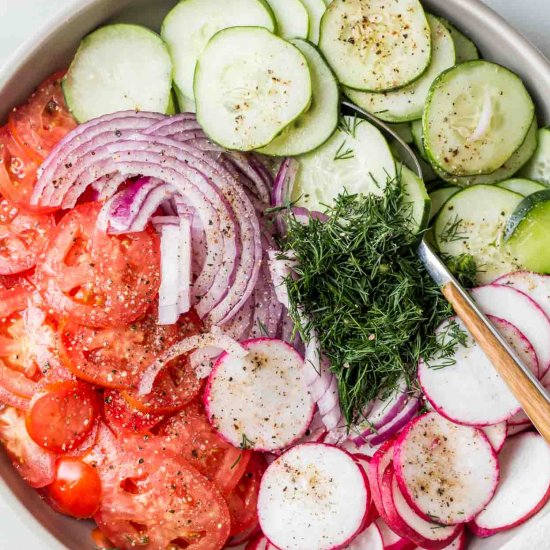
[481,422,507,453]
[382,466,462,549]
[470,432,550,537]
[415,530,466,550]
[506,423,532,437]
[418,316,537,426]
[341,437,381,458]
[367,438,397,520]
[471,284,550,378]
[393,412,499,525]
[258,443,369,550]
[376,518,414,550]
[205,338,314,451]
[344,522,384,549]
[245,534,272,550]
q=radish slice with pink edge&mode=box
[506,423,532,437]
[245,534,273,550]
[344,522,384,549]
[470,432,550,537]
[353,453,378,526]
[471,284,550,379]
[258,443,369,550]
[414,530,466,550]
[367,438,398,519]
[376,518,415,550]
[381,465,462,549]
[418,316,537,426]
[205,338,314,452]
[341,437,381,457]
[393,412,499,525]
[481,422,507,453]
[226,523,261,547]
[507,409,530,426]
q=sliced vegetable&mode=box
[205,338,314,451]
[300,0,326,43]
[428,185,459,222]
[519,126,550,185]
[161,0,276,103]
[258,39,339,157]
[194,26,312,151]
[498,178,547,196]
[438,18,479,63]
[267,0,309,39]
[63,24,173,122]
[320,0,431,92]
[481,422,508,454]
[258,443,369,550]
[344,522,384,549]
[400,165,431,234]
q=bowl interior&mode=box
[0,0,548,548]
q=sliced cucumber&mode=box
[438,18,479,63]
[166,90,177,115]
[63,24,172,123]
[266,0,309,39]
[429,185,459,222]
[504,190,550,273]
[319,0,431,92]
[194,27,312,151]
[424,61,535,177]
[390,141,437,183]
[519,127,550,185]
[434,185,523,284]
[161,0,275,103]
[258,40,339,157]
[290,116,396,212]
[498,178,546,197]
[400,164,431,233]
[174,85,195,114]
[344,15,455,123]
[432,118,538,186]
[411,119,427,160]
[388,123,413,144]
[300,0,326,43]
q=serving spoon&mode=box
[342,100,550,444]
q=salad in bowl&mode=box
[0,0,549,549]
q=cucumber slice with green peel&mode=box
[429,185,459,222]
[438,18,479,63]
[411,119,427,160]
[519,127,550,185]
[194,27,312,151]
[266,0,309,39]
[290,116,396,212]
[504,190,550,273]
[161,0,275,102]
[166,90,177,115]
[319,0,432,93]
[434,185,523,284]
[344,15,455,123]
[400,164,431,234]
[424,61,535,177]
[300,0,326,43]
[390,141,437,183]
[173,85,195,114]
[498,178,546,197]
[63,24,173,123]
[258,40,339,157]
[432,118,538,186]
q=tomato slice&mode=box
[103,390,164,434]
[48,457,102,518]
[0,405,56,487]
[26,381,99,452]
[0,198,54,275]
[227,454,266,537]
[60,308,202,392]
[35,202,160,327]
[8,71,76,161]
[88,426,231,550]
[155,400,251,496]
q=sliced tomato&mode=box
[103,389,164,434]
[0,126,52,213]
[8,71,76,161]
[155,399,251,496]
[35,202,160,327]
[60,308,201,392]
[227,454,266,537]
[26,381,99,452]
[0,405,56,487]
[48,457,101,518]
[0,198,54,275]
[88,426,231,550]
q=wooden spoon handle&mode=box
[442,281,550,444]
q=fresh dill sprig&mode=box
[438,214,468,243]
[338,115,364,138]
[282,180,463,424]
[442,253,479,288]
[257,319,269,337]
[333,140,355,161]
[424,319,469,370]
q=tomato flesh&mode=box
[36,202,160,327]
[103,390,164,434]
[49,457,102,518]
[26,381,98,452]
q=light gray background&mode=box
[0,0,548,548]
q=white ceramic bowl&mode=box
[0,1,549,548]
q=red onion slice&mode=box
[177,214,192,315]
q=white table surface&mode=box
[0,0,548,548]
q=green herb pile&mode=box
[281,181,464,425]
